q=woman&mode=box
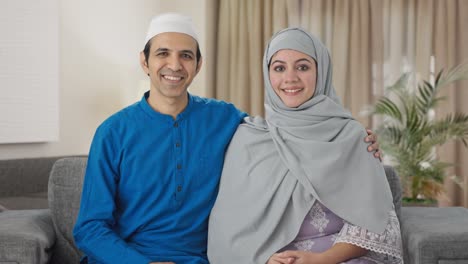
[207,28,402,264]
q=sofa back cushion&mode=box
[48,157,87,264]
[383,165,402,219]
[0,156,65,197]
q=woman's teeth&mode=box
[283,88,302,93]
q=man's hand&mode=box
[365,128,382,161]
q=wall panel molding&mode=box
[0,0,59,143]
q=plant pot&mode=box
[402,197,438,207]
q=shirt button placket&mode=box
[173,121,183,202]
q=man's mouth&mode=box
[162,74,184,82]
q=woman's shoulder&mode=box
[240,115,269,131]
[229,116,270,145]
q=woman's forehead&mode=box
[270,49,317,64]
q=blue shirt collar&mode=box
[139,91,194,122]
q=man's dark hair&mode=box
[143,39,202,66]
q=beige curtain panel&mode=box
[214,0,292,117]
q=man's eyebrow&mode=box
[154,48,169,53]
[153,48,195,55]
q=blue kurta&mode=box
[73,92,246,264]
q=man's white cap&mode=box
[144,13,199,47]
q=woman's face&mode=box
[269,49,317,108]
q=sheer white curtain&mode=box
[432,0,468,207]
[383,0,468,206]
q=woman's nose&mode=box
[284,69,299,83]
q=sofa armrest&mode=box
[48,157,87,264]
[0,209,55,264]
[400,207,468,264]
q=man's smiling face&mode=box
[143,32,201,102]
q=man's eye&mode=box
[156,52,168,57]
[182,53,193,59]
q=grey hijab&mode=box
[208,28,393,264]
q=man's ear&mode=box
[140,51,149,75]
[196,56,203,74]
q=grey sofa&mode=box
[0,157,85,264]
[1,157,468,264]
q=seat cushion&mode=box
[0,209,55,264]
[401,207,468,264]
[0,192,48,210]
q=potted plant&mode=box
[368,64,468,205]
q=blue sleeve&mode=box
[230,103,248,121]
[73,124,152,264]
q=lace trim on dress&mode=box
[309,201,329,233]
[334,209,403,264]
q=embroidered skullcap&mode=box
[144,13,199,46]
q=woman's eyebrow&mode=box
[296,58,313,63]
[270,59,286,65]
[270,58,312,64]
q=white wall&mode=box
[0,0,210,159]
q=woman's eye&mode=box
[297,65,309,71]
[274,66,285,72]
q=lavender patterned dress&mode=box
[279,201,403,264]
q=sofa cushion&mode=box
[48,157,87,264]
[401,206,468,264]
[0,209,55,264]
[0,192,48,210]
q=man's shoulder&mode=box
[191,94,230,107]
[97,102,141,132]
[190,94,245,116]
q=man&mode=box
[73,13,380,264]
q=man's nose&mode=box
[167,55,182,71]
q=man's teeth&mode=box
[164,75,182,81]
